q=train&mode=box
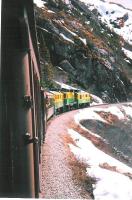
[45,90,92,120]
[1,0,92,198]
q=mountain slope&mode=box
[34,0,132,102]
[80,0,132,44]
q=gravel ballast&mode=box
[40,110,92,199]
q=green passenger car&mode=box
[63,92,75,110]
[75,92,91,108]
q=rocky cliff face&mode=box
[34,0,132,102]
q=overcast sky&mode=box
[107,0,132,9]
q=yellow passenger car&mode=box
[50,91,64,113]
[75,91,91,108]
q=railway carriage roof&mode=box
[76,91,89,94]
[50,91,63,95]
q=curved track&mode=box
[40,109,92,199]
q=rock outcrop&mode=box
[35,0,132,102]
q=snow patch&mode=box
[60,33,74,43]
[88,166,132,200]
[54,81,80,90]
[122,48,132,60]
[74,106,124,124]
[80,0,132,45]
[90,94,104,105]
[69,103,132,199]
[79,37,87,45]
[74,108,107,124]
[68,128,132,200]
[122,105,132,118]
[34,0,46,8]
[47,10,55,13]
[95,106,125,120]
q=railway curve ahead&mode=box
[40,109,92,199]
[40,102,132,198]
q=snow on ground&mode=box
[60,33,75,44]
[34,0,46,8]
[54,81,80,90]
[122,105,132,118]
[63,26,78,36]
[47,10,55,13]
[88,166,132,200]
[75,105,124,124]
[75,107,107,124]
[124,58,131,64]
[80,0,132,45]
[90,94,104,105]
[122,47,132,60]
[68,103,132,200]
[79,37,87,45]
